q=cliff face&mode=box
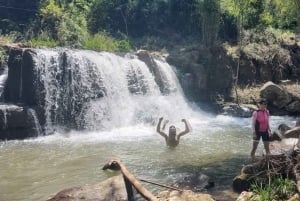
[166,36,300,108]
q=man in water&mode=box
[156,117,192,147]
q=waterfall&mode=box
[27,108,42,136]
[33,49,197,133]
[0,105,7,129]
[0,67,8,99]
[19,50,25,100]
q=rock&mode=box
[47,175,127,201]
[236,191,258,201]
[3,48,37,105]
[260,81,291,109]
[221,103,256,117]
[174,172,214,192]
[156,190,216,201]
[0,104,41,140]
[286,100,300,113]
[47,175,217,201]
[137,49,171,94]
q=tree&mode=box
[199,0,221,46]
[295,0,300,31]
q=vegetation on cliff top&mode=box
[0,0,299,51]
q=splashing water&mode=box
[33,49,206,132]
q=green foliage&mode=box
[267,0,298,30]
[25,34,58,47]
[88,0,201,37]
[221,0,299,31]
[250,177,297,201]
[198,0,221,46]
[39,0,63,40]
[0,47,8,66]
[88,0,129,35]
[2,0,300,50]
[221,0,265,29]
[37,0,90,47]
[57,13,88,47]
[83,33,131,52]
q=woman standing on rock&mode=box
[250,98,272,159]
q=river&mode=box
[1,114,297,201]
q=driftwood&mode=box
[102,159,158,201]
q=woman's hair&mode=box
[257,98,267,104]
[169,126,176,135]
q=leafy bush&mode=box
[0,46,8,66]
[57,13,88,47]
[83,33,131,52]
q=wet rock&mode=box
[174,172,214,192]
[221,103,256,117]
[47,175,127,201]
[0,104,40,140]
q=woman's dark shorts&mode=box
[253,131,270,142]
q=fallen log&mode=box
[103,158,158,201]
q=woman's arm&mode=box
[156,117,168,139]
[178,119,192,138]
[252,111,257,133]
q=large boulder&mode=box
[47,175,127,201]
[260,81,300,115]
[0,104,41,140]
[260,81,292,109]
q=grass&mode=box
[84,33,131,52]
[282,83,300,99]
[250,177,297,201]
[232,85,262,104]
[26,37,58,48]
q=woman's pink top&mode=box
[252,110,270,132]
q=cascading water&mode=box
[19,49,25,100]
[33,49,200,133]
[27,108,42,136]
[0,105,7,129]
[0,67,8,99]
